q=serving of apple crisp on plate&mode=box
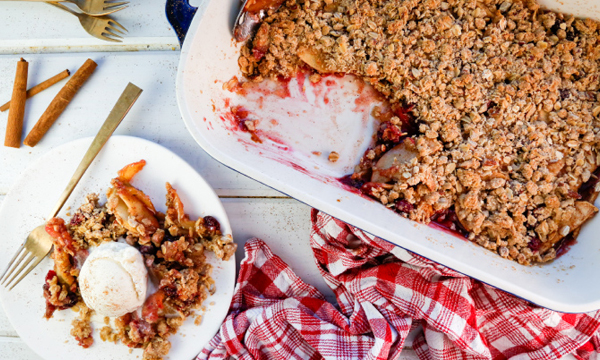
[43,159,235,359]
[235,0,600,265]
[0,137,236,360]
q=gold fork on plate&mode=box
[0,83,143,291]
[48,1,127,42]
[0,0,128,16]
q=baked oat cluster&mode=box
[43,161,236,359]
[238,0,600,264]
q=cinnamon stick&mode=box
[4,58,28,148]
[0,69,70,112]
[24,59,97,147]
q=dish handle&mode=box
[165,0,198,45]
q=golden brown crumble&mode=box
[329,151,340,162]
[70,303,94,348]
[238,0,600,264]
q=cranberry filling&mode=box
[203,216,221,233]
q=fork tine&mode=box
[0,246,27,285]
[8,256,45,291]
[4,252,34,288]
[100,32,123,42]
[107,23,126,35]
[108,19,128,33]
[96,5,128,16]
[105,28,123,39]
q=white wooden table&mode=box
[0,1,575,359]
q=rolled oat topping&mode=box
[238,0,600,264]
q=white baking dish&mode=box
[176,0,600,312]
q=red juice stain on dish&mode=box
[555,237,578,259]
[296,72,305,90]
[274,76,292,98]
[354,81,385,113]
[258,131,290,151]
[274,156,333,183]
[230,105,263,143]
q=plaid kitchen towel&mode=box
[198,209,600,360]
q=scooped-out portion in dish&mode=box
[235,0,600,264]
[43,160,237,360]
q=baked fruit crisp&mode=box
[237,0,600,264]
[43,160,236,359]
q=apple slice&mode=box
[541,201,599,252]
[298,49,327,72]
[371,140,417,183]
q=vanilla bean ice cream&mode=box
[79,241,148,317]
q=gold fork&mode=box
[60,0,128,16]
[0,83,143,291]
[0,0,128,16]
[48,1,127,42]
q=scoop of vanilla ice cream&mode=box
[79,241,148,317]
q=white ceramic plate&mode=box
[176,0,600,312]
[0,136,236,360]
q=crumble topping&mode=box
[238,0,600,264]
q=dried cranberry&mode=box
[528,237,541,252]
[69,213,85,226]
[360,182,384,196]
[338,174,364,189]
[204,216,221,232]
[163,232,178,242]
[391,103,417,136]
[559,89,571,100]
[377,122,404,144]
[391,103,414,124]
[45,270,57,282]
[431,208,449,222]
[550,19,564,35]
[395,200,414,214]
[162,286,178,298]
[61,292,78,309]
[139,245,156,256]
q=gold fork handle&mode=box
[46,1,78,16]
[47,83,143,220]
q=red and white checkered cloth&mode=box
[198,209,600,360]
